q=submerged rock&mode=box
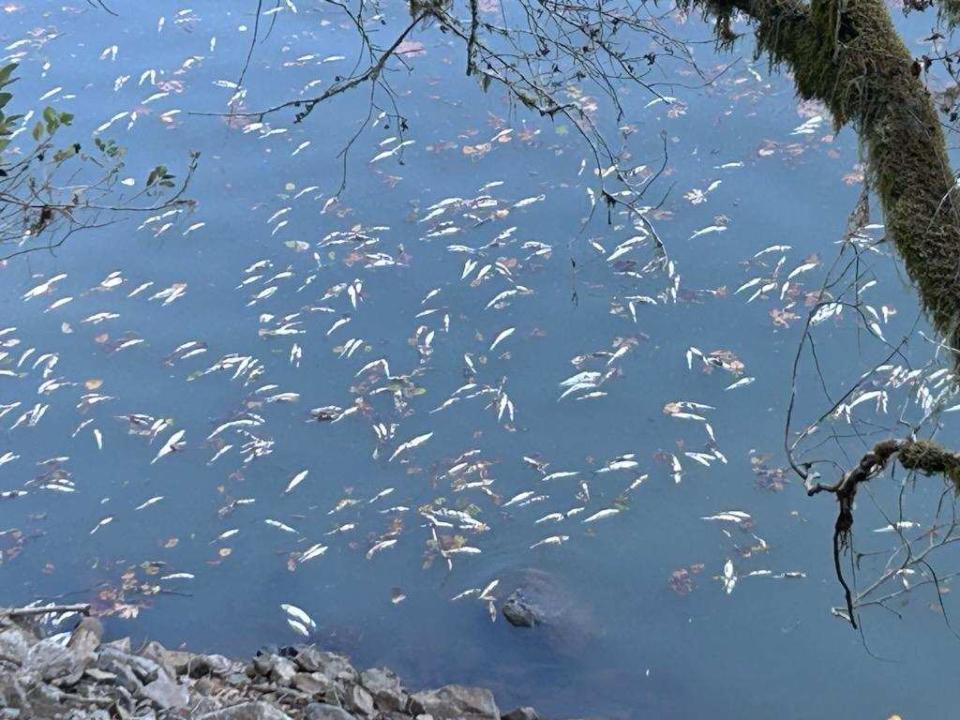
[501,592,539,628]
[503,708,542,720]
[497,568,598,653]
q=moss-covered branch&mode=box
[702,0,960,361]
[807,437,960,625]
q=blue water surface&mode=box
[2,2,959,718]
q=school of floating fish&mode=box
[1,1,956,629]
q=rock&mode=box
[184,653,237,678]
[252,654,273,677]
[83,667,117,682]
[194,697,224,714]
[0,608,547,720]
[226,671,250,687]
[497,568,598,654]
[24,681,64,717]
[140,640,190,678]
[140,670,189,710]
[0,626,31,666]
[503,708,541,720]
[103,636,131,653]
[204,654,236,676]
[360,667,407,712]
[67,617,102,657]
[197,702,294,720]
[502,591,538,628]
[295,647,358,684]
[99,647,160,684]
[305,704,357,720]
[24,634,76,682]
[195,676,217,695]
[293,647,323,671]
[345,683,375,716]
[97,650,143,693]
[60,616,103,685]
[409,685,500,720]
[292,672,333,697]
[0,673,28,710]
[268,655,298,685]
[185,654,214,678]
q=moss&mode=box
[898,438,960,487]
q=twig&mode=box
[2,603,91,618]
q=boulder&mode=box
[295,648,358,684]
[292,672,334,697]
[139,641,194,678]
[60,617,103,685]
[140,670,189,710]
[66,617,102,658]
[98,647,160,684]
[345,683,375,716]
[96,650,143,694]
[409,685,500,720]
[360,667,407,712]
[268,656,298,686]
[24,634,76,682]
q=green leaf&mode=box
[53,144,78,162]
[0,64,17,88]
[0,93,12,111]
[43,106,59,133]
[146,165,168,187]
[32,121,43,141]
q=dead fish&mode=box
[151,429,186,464]
[583,508,620,523]
[366,539,397,559]
[284,469,309,494]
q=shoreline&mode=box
[0,606,548,720]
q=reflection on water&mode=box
[1,2,958,718]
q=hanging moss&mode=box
[696,0,960,364]
[898,438,960,487]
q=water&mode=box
[2,2,959,717]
